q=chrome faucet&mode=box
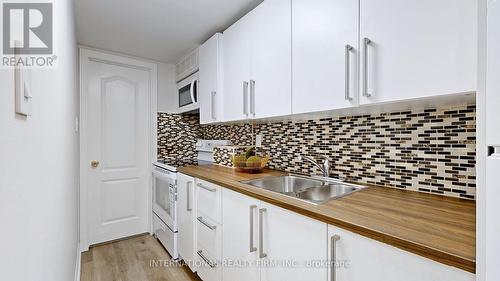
[298,155,330,178]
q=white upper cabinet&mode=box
[359,0,477,105]
[223,14,252,122]
[328,225,475,281]
[292,0,359,114]
[199,33,223,124]
[249,0,292,119]
[223,0,292,122]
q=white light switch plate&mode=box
[15,66,32,116]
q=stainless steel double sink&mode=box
[241,175,366,205]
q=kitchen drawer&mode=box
[197,210,222,259]
[196,179,222,223]
[196,243,221,281]
[153,213,178,259]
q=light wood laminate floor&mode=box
[80,234,201,281]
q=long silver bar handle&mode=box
[197,182,216,192]
[259,208,267,258]
[197,250,216,268]
[197,216,217,230]
[243,81,249,116]
[211,91,216,120]
[249,205,257,253]
[250,80,256,116]
[363,38,372,97]
[331,234,341,281]
[345,45,353,101]
[187,181,192,211]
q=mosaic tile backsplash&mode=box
[157,113,201,159]
[158,104,476,199]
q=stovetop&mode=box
[154,157,211,172]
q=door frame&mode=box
[79,47,157,252]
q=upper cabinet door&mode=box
[223,15,252,122]
[199,33,223,124]
[292,0,359,114]
[359,0,476,105]
[249,0,292,119]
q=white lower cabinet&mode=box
[182,179,475,281]
[222,188,328,281]
[328,225,475,281]
[177,173,196,271]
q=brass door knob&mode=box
[91,160,100,168]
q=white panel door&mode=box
[292,0,359,114]
[223,15,252,122]
[328,225,475,281]
[177,173,196,271]
[249,0,292,119]
[222,189,261,281]
[85,58,150,245]
[199,33,223,124]
[487,0,500,145]
[359,0,476,105]
[260,202,327,281]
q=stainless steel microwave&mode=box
[177,72,199,112]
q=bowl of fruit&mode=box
[231,147,269,173]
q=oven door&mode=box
[152,167,177,231]
[177,73,199,112]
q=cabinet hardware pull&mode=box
[197,216,217,230]
[363,38,372,97]
[249,205,257,253]
[211,91,216,120]
[345,45,353,101]
[197,250,216,268]
[250,80,256,116]
[259,208,267,258]
[243,81,249,116]
[187,181,192,211]
[197,183,217,192]
[331,234,341,281]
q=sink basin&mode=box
[295,184,358,204]
[241,175,365,205]
[241,175,322,195]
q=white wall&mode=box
[157,62,178,113]
[0,0,80,280]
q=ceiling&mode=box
[74,0,263,63]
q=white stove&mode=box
[152,139,230,259]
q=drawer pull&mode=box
[197,216,217,230]
[249,205,257,253]
[187,181,192,211]
[197,250,216,268]
[331,234,341,281]
[259,208,267,258]
[197,183,217,192]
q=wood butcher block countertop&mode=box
[179,165,476,273]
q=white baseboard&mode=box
[74,243,81,281]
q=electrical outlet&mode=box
[255,134,262,147]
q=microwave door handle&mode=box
[190,79,197,104]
